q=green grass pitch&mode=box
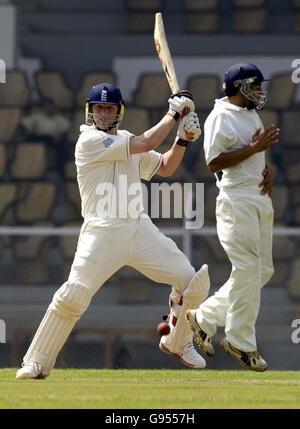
[0,368,299,409]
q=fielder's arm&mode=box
[209,125,280,173]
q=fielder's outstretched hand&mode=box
[250,125,280,153]
[177,112,202,142]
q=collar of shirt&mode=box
[214,97,250,113]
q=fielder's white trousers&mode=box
[196,189,274,352]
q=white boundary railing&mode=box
[0,226,299,261]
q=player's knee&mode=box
[50,281,92,321]
[175,263,196,293]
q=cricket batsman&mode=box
[186,63,280,372]
[16,83,210,379]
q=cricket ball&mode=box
[157,322,170,336]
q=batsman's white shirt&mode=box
[70,124,195,297]
[76,125,162,221]
[197,98,274,352]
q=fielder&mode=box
[186,63,279,372]
[16,83,210,379]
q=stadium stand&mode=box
[35,71,74,110]
[1,0,300,370]
[76,72,116,108]
[0,70,31,107]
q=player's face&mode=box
[92,103,119,130]
[250,83,264,107]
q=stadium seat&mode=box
[117,266,151,303]
[134,74,170,108]
[0,184,17,224]
[65,181,82,221]
[67,109,85,144]
[0,70,31,107]
[120,107,151,136]
[233,9,266,32]
[258,110,279,129]
[125,0,162,9]
[280,111,300,147]
[15,231,51,284]
[285,161,300,184]
[287,257,300,298]
[127,13,155,32]
[76,72,116,107]
[272,235,296,261]
[35,71,74,110]
[187,75,221,110]
[232,0,265,6]
[272,184,289,225]
[0,108,22,143]
[0,144,6,178]
[267,74,295,110]
[202,235,228,261]
[64,160,77,180]
[16,182,56,223]
[187,13,219,32]
[183,0,218,10]
[293,13,300,32]
[10,142,47,180]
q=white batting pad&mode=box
[23,282,91,376]
[160,264,210,353]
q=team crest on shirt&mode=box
[103,137,114,148]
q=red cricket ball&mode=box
[157,322,170,336]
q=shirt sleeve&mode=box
[203,113,236,165]
[139,150,163,181]
[75,128,131,167]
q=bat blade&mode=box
[154,12,179,94]
[154,12,194,141]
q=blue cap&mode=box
[223,63,271,96]
[88,83,123,105]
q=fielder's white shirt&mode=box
[204,97,265,192]
[75,125,162,222]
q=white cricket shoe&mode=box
[16,362,45,380]
[159,342,206,369]
[185,309,215,357]
[220,337,268,372]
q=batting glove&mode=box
[168,91,195,121]
[176,112,202,146]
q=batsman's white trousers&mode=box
[196,189,274,352]
[23,214,196,374]
[69,214,195,296]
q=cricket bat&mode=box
[154,12,193,139]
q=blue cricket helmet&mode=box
[88,83,123,106]
[223,63,271,96]
[86,83,125,127]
